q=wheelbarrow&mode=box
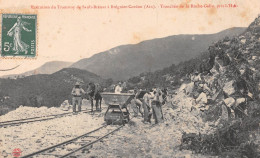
[100,92,134,125]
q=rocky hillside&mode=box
[174,16,260,157]
[70,27,245,80]
[129,20,260,92]
[1,61,73,79]
[126,15,260,157]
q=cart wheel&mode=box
[119,119,124,125]
[123,116,130,123]
[106,120,112,125]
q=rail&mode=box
[21,124,124,158]
[0,109,103,127]
[21,115,131,158]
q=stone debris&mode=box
[0,108,105,157]
[81,110,216,158]
[0,106,65,122]
[222,80,235,96]
[179,15,260,157]
[196,92,207,104]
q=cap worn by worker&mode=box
[75,82,81,86]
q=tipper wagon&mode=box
[100,92,134,125]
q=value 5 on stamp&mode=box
[1,14,37,57]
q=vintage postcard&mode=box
[0,0,260,157]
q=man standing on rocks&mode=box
[71,82,86,113]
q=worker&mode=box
[143,90,153,123]
[71,82,86,113]
[162,88,168,105]
[191,72,202,87]
[131,87,144,117]
[115,82,123,94]
[150,88,164,124]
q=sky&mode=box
[0,0,260,76]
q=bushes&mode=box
[127,52,210,88]
[0,68,109,108]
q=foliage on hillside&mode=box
[128,16,259,95]
[127,51,210,89]
[0,68,111,112]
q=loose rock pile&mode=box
[169,92,215,135]
[179,15,260,157]
[0,106,66,122]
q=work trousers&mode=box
[143,101,152,123]
[151,101,163,124]
[72,97,82,112]
[131,98,143,117]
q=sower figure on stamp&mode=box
[71,82,86,113]
[7,16,31,54]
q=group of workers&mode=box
[71,81,168,124]
[129,87,168,124]
[112,82,167,124]
[114,81,167,124]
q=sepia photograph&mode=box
[0,0,260,157]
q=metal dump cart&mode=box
[100,92,134,125]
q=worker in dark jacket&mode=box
[71,82,86,113]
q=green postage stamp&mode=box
[1,14,37,57]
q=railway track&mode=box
[21,124,124,158]
[0,109,103,127]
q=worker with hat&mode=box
[71,82,86,113]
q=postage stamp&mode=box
[1,14,37,57]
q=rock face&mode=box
[178,15,260,156]
[207,16,260,101]
[223,80,236,96]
